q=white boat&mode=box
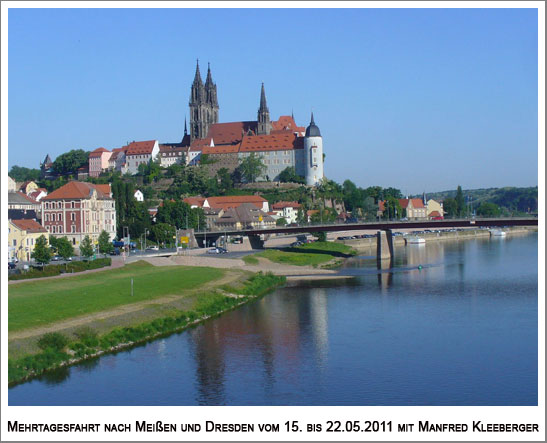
[489,229,506,237]
[406,236,425,244]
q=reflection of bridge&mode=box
[194,217,538,251]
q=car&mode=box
[216,247,228,254]
[232,237,243,244]
[51,255,61,261]
[8,262,16,270]
[110,248,121,256]
[146,246,159,251]
[207,247,222,254]
[290,241,303,247]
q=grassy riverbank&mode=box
[252,241,357,267]
[9,261,224,332]
[8,269,285,385]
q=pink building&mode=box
[88,147,112,177]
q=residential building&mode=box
[184,195,269,212]
[399,198,427,220]
[109,147,127,173]
[8,192,41,213]
[134,190,144,202]
[19,180,39,195]
[8,176,17,192]
[27,188,48,202]
[41,181,116,252]
[426,199,444,219]
[8,219,49,262]
[159,144,187,168]
[271,201,301,224]
[123,140,160,175]
[8,209,38,220]
[89,147,112,177]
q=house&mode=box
[210,204,274,231]
[109,147,127,173]
[426,199,444,219]
[8,219,49,262]
[123,140,160,175]
[8,176,17,192]
[8,209,38,220]
[41,181,116,252]
[27,188,48,202]
[19,180,39,195]
[8,192,41,213]
[183,195,270,212]
[159,144,187,168]
[271,201,301,224]
[88,147,112,177]
[398,198,427,220]
[134,190,144,202]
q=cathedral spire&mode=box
[184,117,188,136]
[259,83,269,113]
[310,111,315,126]
[205,62,213,86]
[193,59,203,86]
[257,83,271,135]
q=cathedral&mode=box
[177,61,324,186]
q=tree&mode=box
[32,235,51,265]
[98,230,113,256]
[455,185,465,217]
[56,236,74,260]
[476,202,501,217]
[52,149,89,176]
[238,153,267,183]
[48,236,60,253]
[296,208,307,225]
[362,196,378,221]
[9,165,41,182]
[383,196,402,220]
[443,197,458,218]
[312,231,327,242]
[150,223,176,247]
[217,167,234,193]
[276,217,288,226]
[279,167,305,184]
[80,235,94,259]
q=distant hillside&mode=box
[413,186,538,214]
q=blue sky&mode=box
[7,7,539,194]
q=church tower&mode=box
[257,83,271,135]
[189,60,219,141]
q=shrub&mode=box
[74,327,99,347]
[37,332,69,351]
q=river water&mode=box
[9,233,538,406]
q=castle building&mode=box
[184,61,324,185]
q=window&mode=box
[45,214,49,222]
[59,226,63,233]
[59,213,63,222]
[71,213,75,221]
[72,202,75,208]
[51,213,56,222]
[73,238,76,245]
[13,239,16,246]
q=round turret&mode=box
[305,112,321,137]
[303,112,324,186]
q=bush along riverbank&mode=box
[8,258,112,281]
[8,272,286,386]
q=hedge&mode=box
[8,258,111,281]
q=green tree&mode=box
[362,196,378,221]
[443,197,458,218]
[279,167,305,184]
[9,166,41,182]
[48,236,60,253]
[312,231,327,242]
[150,223,176,247]
[56,236,74,260]
[97,230,113,256]
[383,196,402,220]
[80,235,94,259]
[32,235,51,265]
[216,167,234,193]
[476,202,501,217]
[52,149,89,176]
[237,153,267,183]
[455,185,465,217]
[276,217,288,226]
[296,208,307,225]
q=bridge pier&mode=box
[248,234,265,249]
[377,229,394,263]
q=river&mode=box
[8,232,538,406]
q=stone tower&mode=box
[257,83,271,135]
[189,61,219,141]
[304,112,324,186]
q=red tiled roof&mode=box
[398,199,409,209]
[183,197,207,207]
[205,121,258,145]
[271,115,305,133]
[307,209,319,216]
[240,133,302,152]
[42,181,112,200]
[124,140,156,156]
[94,184,112,197]
[378,201,385,211]
[89,147,109,157]
[272,201,301,210]
[429,211,441,217]
[206,195,267,210]
[202,144,239,154]
[10,219,48,233]
[159,144,186,153]
[410,198,425,208]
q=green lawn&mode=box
[256,241,356,266]
[8,261,224,332]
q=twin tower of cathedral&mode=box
[188,61,272,141]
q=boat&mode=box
[489,229,506,237]
[406,236,425,244]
